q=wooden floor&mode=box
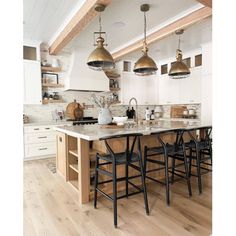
[24,158,212,236]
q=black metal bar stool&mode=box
[182,126,212,194]
[94,133,149,228]
[144,129,192,205]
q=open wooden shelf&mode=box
[68,179,78,191]
[42,99,64,104]
[104,71,120,78]
[41,66,61,72]
[110,87,120,92]
[69,149,78,158]
[69,164,78,173]
[42,83,64,88]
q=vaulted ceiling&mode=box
[23,0,211,61]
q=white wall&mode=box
[200,42,212,123]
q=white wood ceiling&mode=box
[66,0,202,51]
[23,0,210,61]
[124,17,212,61]
[23,0,81,42]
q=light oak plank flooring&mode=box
[24,158,212,236]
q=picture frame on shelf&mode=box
[42,72,59,84]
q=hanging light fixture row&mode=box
[168,29,190,79]
[87,4,115,71]
[87,3,189,79]
[133,4,158,76]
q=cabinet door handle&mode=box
[38,148,47,150]
[45,128,50,130]
[59,137,62,142]
[38,136,47,139]
[34,128,39,130]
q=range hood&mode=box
[65,49,109,92]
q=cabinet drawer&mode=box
[24,125,55,133]
[24,142,56,158]
[24,132,56,144]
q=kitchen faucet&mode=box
[128,97,138,123]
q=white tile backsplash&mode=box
[24,102,200,123]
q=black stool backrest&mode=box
[99,133,143,161]
[151,129,185,150]
[184,126,212,145]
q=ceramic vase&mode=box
[98,108,112,125]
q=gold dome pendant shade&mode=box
[133,4,157,76]
[87,4,115,71]
[168,30,190,79]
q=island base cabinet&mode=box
[56,132,67,180]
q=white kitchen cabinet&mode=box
[159,74,180,104]
[24,123,73,160]
[201,42,212,76]
[179,67,201,104]
[121,73,158,105]
[23,60,42,104]
[24,124,56,160]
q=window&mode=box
[161,64,168,74]
[23,46,36,60]
[195,54,202,67]
[123,61,131,72]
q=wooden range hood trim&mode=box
[112,6,212,61]
[49,0,112,55]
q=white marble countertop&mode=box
[24,120,73,126]
[158,117,200,122]
[54,120,211,141]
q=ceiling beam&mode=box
[49,0,112,55]
[195,0,212,8]
[112,7,212,61]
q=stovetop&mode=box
[67,117,98,125]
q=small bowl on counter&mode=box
[112,116,128,126]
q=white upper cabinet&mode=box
[179,67,202,104]
[159,74,180,104]
[120,73,158,105]
[201,42,212,76]
[23,60,42,104]
[200,42,212,123]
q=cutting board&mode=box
[66,100,84,119]
[100,123,125,129]
[170,106,187,118]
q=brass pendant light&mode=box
[87,4,115,71]
[133,4,157,76]
[168,29,190,79]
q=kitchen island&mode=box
[54,120,210,205]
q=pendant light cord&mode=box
[144,11,147,45]
[99,12,102,37]
[178,34,181,50]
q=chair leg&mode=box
[183,147,192,197]
[125,161,128,198]
[144,146,147,178]
[196,150,202,194]
[171,158,176,184]
[112,161,118,228]
[94,154,99,209]
[138,155,150,215]
[164,152,170,206]
[189,148,193,178]
[209,146,213,168]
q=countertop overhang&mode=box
[54,121,211,141]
